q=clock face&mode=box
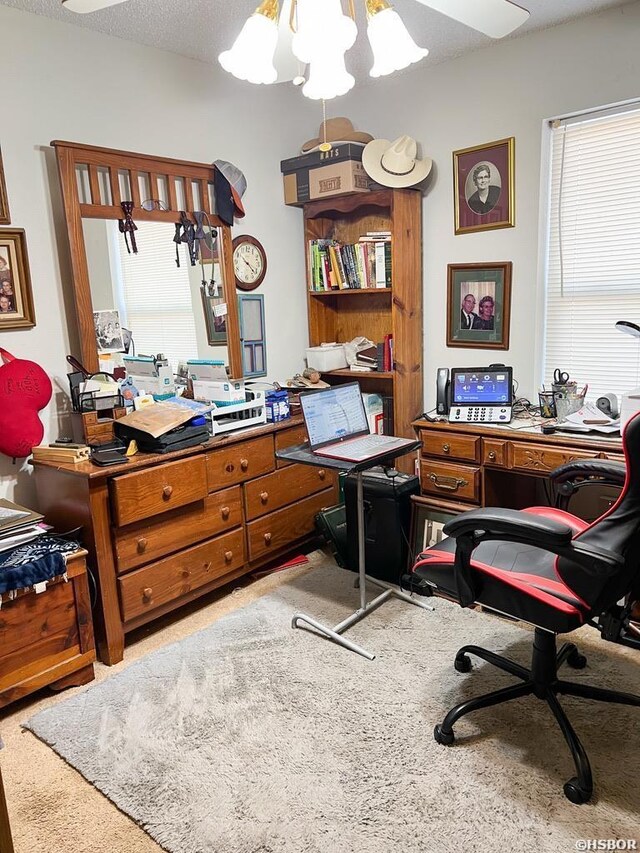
[232,236,267,291]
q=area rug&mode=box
[25,563,640,853]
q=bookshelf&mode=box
[302,188,423,446]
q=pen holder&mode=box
[538,391,556,419]
[555,390,586,422]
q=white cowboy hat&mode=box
[362,135,432,188]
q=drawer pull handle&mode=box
[260,491,269,504]
[162,485,173,499]
[264,532,272,545]
[318,469,326,480]
[240,458,249,471]
[183,569,191,578]
[487,451,497,461]
[203,562,211,572]
[221,506,230,519]
[442,443,451,453]
[224,550,233,563]
[142,587,153,602]
[137,537,147,553]
[225,462,235,473]
[427,473,468,492]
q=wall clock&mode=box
[232,234,267,291]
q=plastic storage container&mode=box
[305,344,348,372]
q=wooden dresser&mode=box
[412,418,623,513]
[33,417,337,665]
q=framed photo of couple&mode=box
[0,229,36,331]
[446,261,512,350]
[453,137,515,235]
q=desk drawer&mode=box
[482,439,508,467]
[246,488,334,562]
[206,435,274,490]
[244,464,335,520]
[420,460,480,504]
[118,529,245,622]
[421,430,480,463]
[113,487,243,572]
[510,442,595,474]
[111,456,208,527]
[275,425,307,468]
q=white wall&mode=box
[340,1,640,412]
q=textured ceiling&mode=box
[1,0,631,82]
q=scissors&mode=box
[553,369,570,385]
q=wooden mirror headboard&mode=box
[52,140,242,377]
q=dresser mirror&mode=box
[53,140,242,377]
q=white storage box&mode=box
[193,379,245,405]
[305,344,348,372]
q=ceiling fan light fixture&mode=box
[292,0,357,65]
[218,0,279,85]
[302,48,355,100]
[366,0,428,78]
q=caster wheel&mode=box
[563,777,592,804]
[434,724,455,746]
[566,649,587,669]
[454,654,472,673]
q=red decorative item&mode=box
[0,347,52,459]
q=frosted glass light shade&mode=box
[302,49,355,100]
[292,0,357,64]
[367,7,428,77]
[219,13,279,84]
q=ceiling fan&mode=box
[61,0,530,40]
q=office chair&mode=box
[411,414,640,804]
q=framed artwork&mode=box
[93,308,124,353]
[0,229,35,330]
[453,137,515,234]
[409,496,456,568]
[239,293,267,378]
[201,277,227,345]
[447,261,512,350]
[0,148,9,225]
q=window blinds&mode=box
[543,104,640,399]
[116,221,197,369]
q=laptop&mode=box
[299,382,416,463]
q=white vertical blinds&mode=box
[543,104,640,398]
[116,221,197,369]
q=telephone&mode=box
[435,366,513,424]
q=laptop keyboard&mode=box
[341,435,402,454]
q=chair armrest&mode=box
[443,507,574,547]
[550,459,626,490]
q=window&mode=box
[114,220,197,369]
[542,103,640,398]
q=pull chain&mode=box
[319,99,332,152]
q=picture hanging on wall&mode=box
[0,229,35,330]
[201,279,227,345]
[0,148,9,225]
[446,261,512,350]
[453,137,515,235]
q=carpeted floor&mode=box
[12,556,639,853]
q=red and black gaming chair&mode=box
[411,413,640,804]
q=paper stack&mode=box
[0,498,45,554]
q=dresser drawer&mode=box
[509,442,595,474]
[246,488,335,562]
[206,435,274,490]
[113,487,243,573]
[244,464,335,520]
[420,460,480,504]
[110,456,208,527]
[118,528,245,622]
[275,424,308,468]
[421,430,480,463]
[482,439,508,467]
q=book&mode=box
[0,498,44,534]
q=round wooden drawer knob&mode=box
[488,451,497,461]
[240,458,249,471]
[442,443,450,453]
[318,469,326,480]
[224,550,233,563]
[221,506,230,519]
[162,485,173,499]
[137,538,148,553]
[143,587,153,602]
[182,568,191,578]
[260,491,269,504]
[225,462,235,473]
[264,532,272,545]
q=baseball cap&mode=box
[213,159,246,219]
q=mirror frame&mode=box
[52,140,242,377]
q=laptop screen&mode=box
[300,383,370,450]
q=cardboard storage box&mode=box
[283,160,371,207]
[280,143,366,175]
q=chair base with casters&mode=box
[432,626,640,804]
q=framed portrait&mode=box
[0,148,9,225]
[0,229,35,330]
[201,277,227,345]
[93,308,124,353]
[409,496,457,567]
[446,261,512,350]
[453,137,515,235]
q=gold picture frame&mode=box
[453,137,515,235]
[0,148,10,225]
[446,261,512,350]
[0,229,36,330]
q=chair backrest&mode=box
[557,412,640,613]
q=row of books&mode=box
[307,236,392,291]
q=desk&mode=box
[412,418,623,513]
[276,441,433,661]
